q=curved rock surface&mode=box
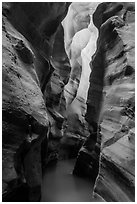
[94,3,135,202]
[74,3,134,201]
[2,2,135,202]
[63,2,100,106]
[62,3,100,147]
[2,2,70,201]
[73,3,135,202]
[2,14,48,201]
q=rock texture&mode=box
[61,3,101,153]
[2,2,135,202]
[73,3,135,202]
[42,23,72,164]
[93,3,135,202]
[2,2,70,201]
[63,3,100,106]
[73,3,134,201]
[2,14,48,201]
[45,24,71,113]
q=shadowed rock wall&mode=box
[92,3,135,201]
[2,2,70,201]
[2,2,135,202]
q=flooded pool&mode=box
[41,159,103,202]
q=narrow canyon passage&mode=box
[2,2,135,202]
[41,159,103,202]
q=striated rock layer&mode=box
[73,2,135,202]
[89,2,135,202]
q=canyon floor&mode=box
[41,159,104,202]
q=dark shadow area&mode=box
[2,183,29,202]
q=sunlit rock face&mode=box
[62,3,100,145]
[77,18,99,102]
[63,2,100,106]
[2,2,70,201]
[62,2,91,57]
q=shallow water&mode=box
[41,159,103,202]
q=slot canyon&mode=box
[2,2,135,202]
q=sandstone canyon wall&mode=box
[92,3,135,201]
[2,2,70,201]
[74,2,135,202]
[61,3,101,152]
[2,2,135,202]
